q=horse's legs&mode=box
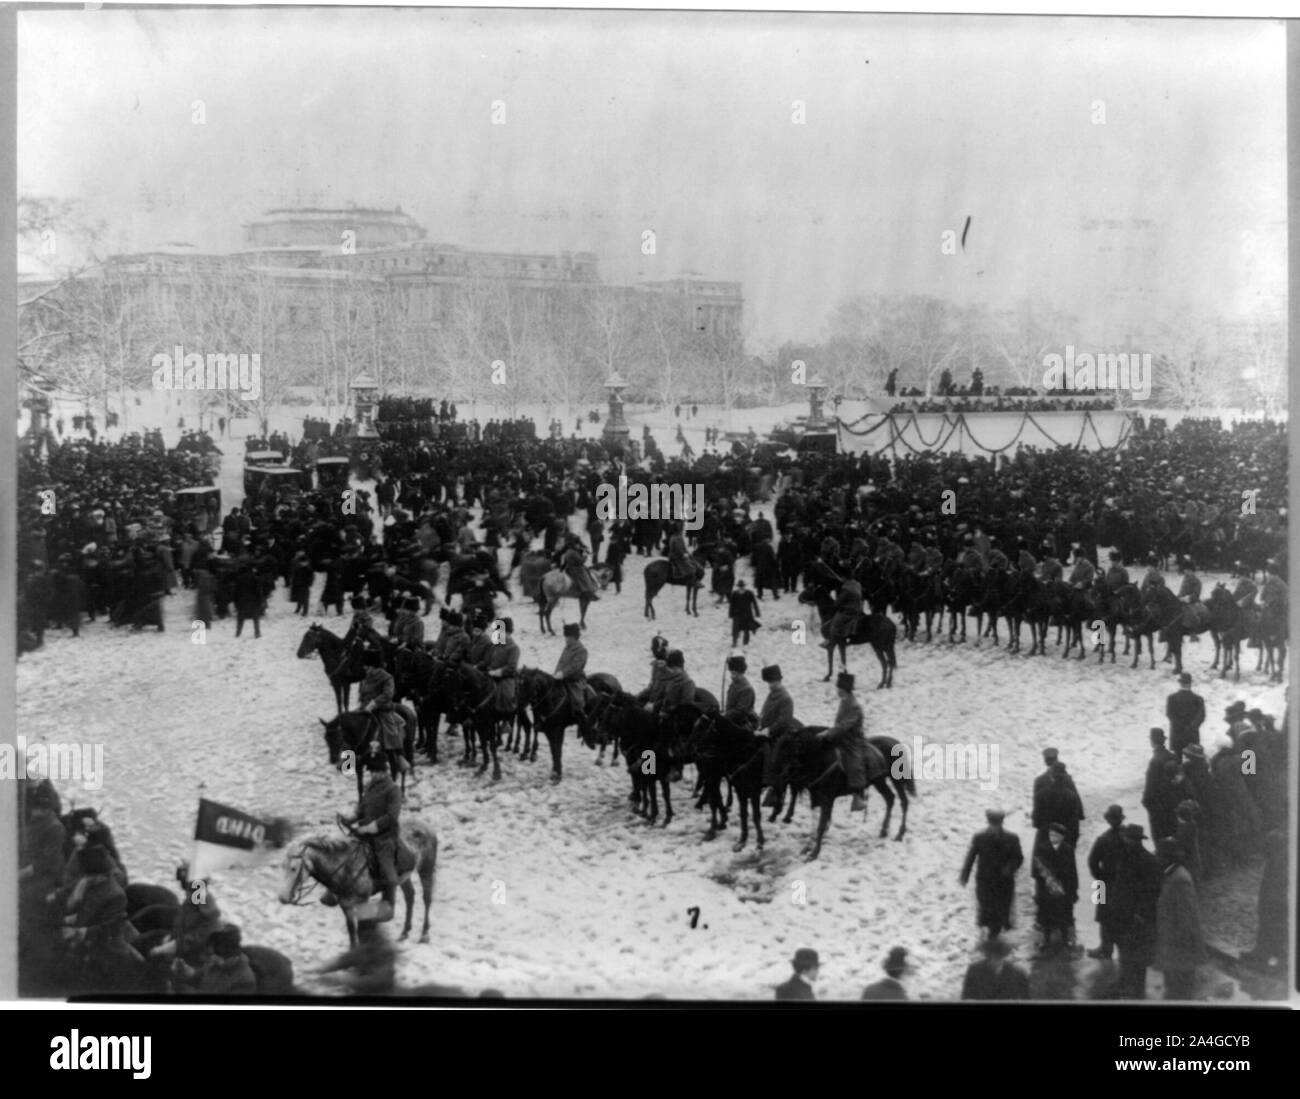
[398,878,415,941]
[807,803,831,860]
[660,773,674,826]
[783,787,799,824]
[491,721,502,781]
[344,908,358,949]
[894,781,909,839]
[548,727,562,783]
[874,780,895,839]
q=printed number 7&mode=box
[687,906,700,929]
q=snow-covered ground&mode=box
[18,400,1285,1000]
[17,486,1284,1000]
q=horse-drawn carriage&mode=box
[313,455,351,491]
[174,486,222,533]
[244,465,310,500]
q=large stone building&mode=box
[18,203,745,403]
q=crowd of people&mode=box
[17,777,271,996]
[774,681,1287,1001]
[13,391,1290,1001]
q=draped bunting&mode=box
[834,410,1135,457]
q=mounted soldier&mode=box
[483,616,520,722]
[548,622,596,727]
[755,664,802,806]
[1067,546,1096,589]
[1176,557,1201,605]
[435,610,470,668]
[344,595,385,657]
[816,671,870,812]
[1139,553,1165,593]
[985,539,1011,574]
[820,577,864,651]
[666,521,696,582]
[1038,541,1064,582]
[358,650,406,777]
[1104,550,1130,591]
[562,535,600,600]
[464,612,493,671]
[340,754,402,920]
[388,596,424,647]
[1259,560,1288,611]
[722,655,757,730]
[637,635,671,709]
[956,534,981,575]
[1015,539,1037,574]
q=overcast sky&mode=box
[18,8,1286,348]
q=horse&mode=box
[606,691,681,826]
[772,729,915,859]
[390,644,436,708]
[320,710,419,799]
[1141,586,1210,676]
[279,819,437,947]
[643,555,706,619]
[1116,584,1161,670]
[516,668,623,781]
[941,565,983,643]
[687,711,766,852]
[298,624,369,713]
[1042,581,1096,660]
[798,586,897,687]
[576,673,625,766]
[1241,599,1288,682]
[449,663,504,780]
[1206,584,1247,680]
[536,566,613,634]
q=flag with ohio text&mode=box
[190,798,292,879]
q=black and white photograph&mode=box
[8,3,1293,1017]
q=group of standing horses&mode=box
[805,556,1287,684]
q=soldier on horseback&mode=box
[547,622,595,729]
[1139,554,1165,593]
[637,635,671,710]
[1176,557,1201,604]
[358,650,406,778]
[667,521,696,582]
[723,655,757,730]
[464,612,492,670]
[1259,560,1287,612]
[1067,546,1096,589]
[562,535,600,600]
[1038,541,1064,582]
[956,534,981,575]
[1104,550,1130,590]
[340,754,402,920]
[388,596,424,648]
[986,538,1011,574]
[344,595,385,658]
[816,671,869,812]
[820,577,864,651]
[483,615,520,724]
[435,610,470,668]
[754,664,802,806]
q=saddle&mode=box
[361,833,416,882]
[1180,604,1210,633]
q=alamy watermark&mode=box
[890,735,1000,791]
[151,345,262,401]
[1,736,105,792]
[1041,346,1151,400]
[594,476,705,532]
